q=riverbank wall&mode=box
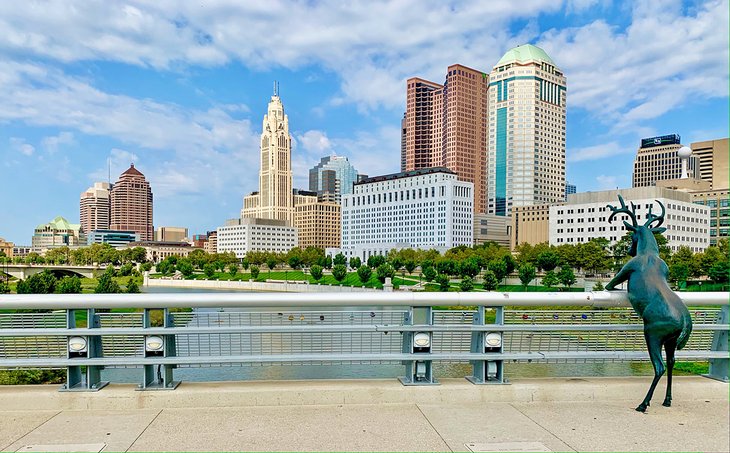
[145,276,380,292]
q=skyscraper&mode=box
[80,182,111,234]
[110,164,153,241]
[690,138,729,190]
[487,44,566,216]
[403,65,488,213]
[632,134,699,187]
[243,85,293,223]
[308,155,360,202]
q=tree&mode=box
[287,255,303,270]
[319,255,333,269]
[482,270,499,291]
[367,255,385,269]
[518,264,537,289]
[126,277,140,293]
[140,262,153,272]
[17,271,57,294]
[376,263,395,283]
[404,259,417,275]
[310,264,323,282]
[57,276,81,294]
[332,264,348,283]
[177,259,195,278]
[592,281,605,291]
[423,266,437,282]
[357,265,372,284]
[0,281,9,294]
[436,274,450,292]
[459,276,474,292]
[389,257,404,272]
[249,265,260,280]
[459,258,480,279]
[536,250,560,272]
[668,262,690,288]
[241,259,250,270]
[95,273,120,294]
[436,259,458,276]
[541,270,559,289]
[156,260,174,276]
[708,261,729,284]
[203,263,216,278]
[557,266,576,290]
[349,257,362,270]
[227,263,239,277]
[333,253,347,267]
[488,259,508,282]
[266,256,278,274]
[118,263,134,277]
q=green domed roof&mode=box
[496,44,555,66]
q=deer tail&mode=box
[677,312,693,350]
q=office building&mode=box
[155,226,188,242]
[565,182,576,201]
[309,155,360,202]
[473,214,511,248]
[242,85,294,223]
[216,218,298,258]
[80,182,111,234]
[31,216,84,254]
[337,168,473,260]
[550,187,710,252]
[191,234,208,249]
[205,231,217,254]
[632,134,699,187]
[110,164,153,241]
[510,204,551,249]
[128,241,198,263]
[404,65,488,213]
[12,245,31,258]
[691,189,730,246]
[294,197,341,249]
[87,230,140,249]
[691,138,729,190]
[487,44,567,216]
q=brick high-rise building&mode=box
[487,44,566,216]
[110,164,153,241]
[80,182,111,234]
[403,65,488,213]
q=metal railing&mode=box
[0,291,727,390]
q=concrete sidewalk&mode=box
[0,377,727,452]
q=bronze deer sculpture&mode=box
[605,195,692,412]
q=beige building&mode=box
[403,65,488,213]
[205,231,217,254]
[31,216,84,254]
[632,134,699,187]
[111,164,153,241]
[294,197,341,249]
[0,237,14,258]
[80,182,111,234]
[510,204,550,249]
[691,189,729,246]
[155,226,188,242]
[691,138,729,190]
[488,44,566,216]
[242,86,294,224]
[128,241,199,263]
[473,214,511,248]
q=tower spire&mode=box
[273,80,278,97]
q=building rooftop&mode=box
[35,216,80,231]
[495,44,555,67]
[121,163,145,177]
[355,167,456,185]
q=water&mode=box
[106,286,660,384]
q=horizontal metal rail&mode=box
[1,291,727,309]
[0,323,726,337]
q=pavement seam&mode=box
[124,409,163,453]
[1,410,63,452]
[508,403,579,453]
[415,403,454,453]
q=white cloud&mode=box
[41,131,75,153]
[568,141,629,162]
[9,137,35,156]
[596,174,619,190]
[296,130,333,154]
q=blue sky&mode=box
[0,0,728,244]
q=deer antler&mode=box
[607,195,638,231]
[644,200,666,230]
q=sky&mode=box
[0,0,728,244]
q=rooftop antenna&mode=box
[273,80,278,96]
[107,156,111,184]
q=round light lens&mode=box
[485,332,502,348]
[145,335,164,351]
[68,336,87,352]
[413,332,431,348]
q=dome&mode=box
[496,44,555,67]
[677,146,692,158]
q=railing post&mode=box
[61,309,108,392]
[399,306,437,385]
[707,304,729,382]
[138,308,180,390]
[467,306,505,384]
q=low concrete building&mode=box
[550,187,710,252]
[128,241,199,263]
[31,216,85,254]
[87,230,140,249]
[473,214,511,248]
[216,218,298,259]
[12,245,31,258]
[511,204,552,249]
[155,226,188,242]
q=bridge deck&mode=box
[0,377,727,452]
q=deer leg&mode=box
[637,333,665,412]
[663,336,678,407]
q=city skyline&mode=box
[1,1,728,243]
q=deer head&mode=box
[607,195,667,256]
